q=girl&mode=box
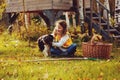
[51,20,77,57]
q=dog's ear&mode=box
[48,34,54,42]
[38,39,44,51]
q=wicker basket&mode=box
[82,42,112,59]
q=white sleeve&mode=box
[52,35,69,47]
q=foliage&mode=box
[12,22,50,41]
[0,25,5,34]
[81,33,91,42]
[21,26,49,41]
[32,15,42,26]
[0,0,5,19]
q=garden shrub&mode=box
[20,25,50,41]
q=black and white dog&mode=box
[37,34,53,57]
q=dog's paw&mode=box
[43,52,49,58]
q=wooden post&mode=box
[79,0,85,33]
[115,0,120,26]
[25,13,28,28]
[96,0,101,33]
[79,0,84,24]
[65,12,70,28]
[89,0,93,36]
[96,0,100,13]
[23,0,31,46]
[115,0,117,23]
[103,0,111,19]
[24,13,31,28]
[72,13,76,33]
[117,0,120,22]
[104,0,110,35]
[23,0,28,31]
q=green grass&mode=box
[0,60,120,80]
[0,32,120,80]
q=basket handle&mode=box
[90,34,102,43]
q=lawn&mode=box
[0,32,120,80]
[0,59,120,80]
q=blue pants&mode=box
[50,43,77,57]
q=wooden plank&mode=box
[53,0,73,8]
[53,2,72,10]
[6,0,22,3]
[26,0,51,2]
[53,0,72,6]
[62,0,73,2]
[6,0,23,7]
[25,0,52,11]
[53,0,72,3]
[25,1,52,6]
[6,0,23,12]
[6,7,23,12]
[84,0,90,8]
[53,3,72,6]
[6,0,73,12]
[25,0,52,5]
[7,3,23,7]
[53,6,72,10]
[25,4,52,11]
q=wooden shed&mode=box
[6,0,73,13]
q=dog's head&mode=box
[38,34,53,51]
[44,34,53,46]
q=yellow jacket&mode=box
[54,34,73,48]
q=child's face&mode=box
[56,25,63,35]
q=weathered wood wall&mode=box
[6,0,23,12]
[6,0,73,13]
